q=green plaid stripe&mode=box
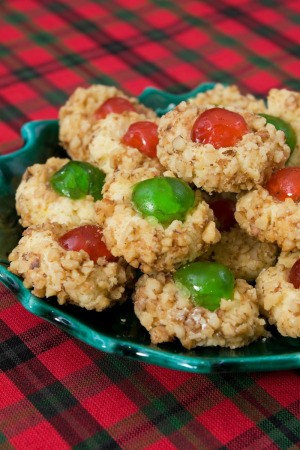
[1,0,299,155]
[73,432,122,450]
[1,0,300,448]
[1,335,36,371]
[1,303,300,448]
[259,410,300,449]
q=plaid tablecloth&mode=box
[1,1,300,449]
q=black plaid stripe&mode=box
[97,353,144,384]
[6,358,57,396]
[142,393,194,435]
[30,390,106,447]
[209,373,255,398]
[38,0,190,91]
[213,1,300,57]
[97,355,222,446]
[1,333,35,372]
[259,410,300,449]
[224,426,275,450]
[21,321,70,355]
[1,1,300,448]
[2,354,120,448]
[73,432,122,450]
[0,432,13,450]
[0,99,31,134]
[153,0,300,92]
[209,373,300,448]
[169,420,222,450]
[0,5,106,88]
[0,0,299,121]
[28,381,78,419]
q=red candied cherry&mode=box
[209,197,236,231]
[191,107,249,149]
[288,259,300,288]
[95,97,136,119]
[265,167,300,202]
[121,121,158,158]
[58,225,116,263]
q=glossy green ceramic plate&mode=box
[1,83,299,374]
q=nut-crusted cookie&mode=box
[189,83,266,113]
[59,84,156,161]
[256,251,300,337]
[157,103,290,193]
[133,272,266,349]
[266,88,300,166]
[16,157,100,228]
[96,167,220,273]
[9,222,135,311]
[235,186,300,252]
[88,112,162,174]
[210,225,279,281]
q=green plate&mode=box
[1,83,299,374]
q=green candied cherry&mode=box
[131,177,195,224]
[174,261,234,311]
[50,161,105,201]
[259,113,296,152]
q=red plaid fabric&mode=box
[1,0,300,448]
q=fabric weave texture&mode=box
[0,1,300,449]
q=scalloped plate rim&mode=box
[0,119,59,160]
[1,82,300,374]
[1,266,300,374]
